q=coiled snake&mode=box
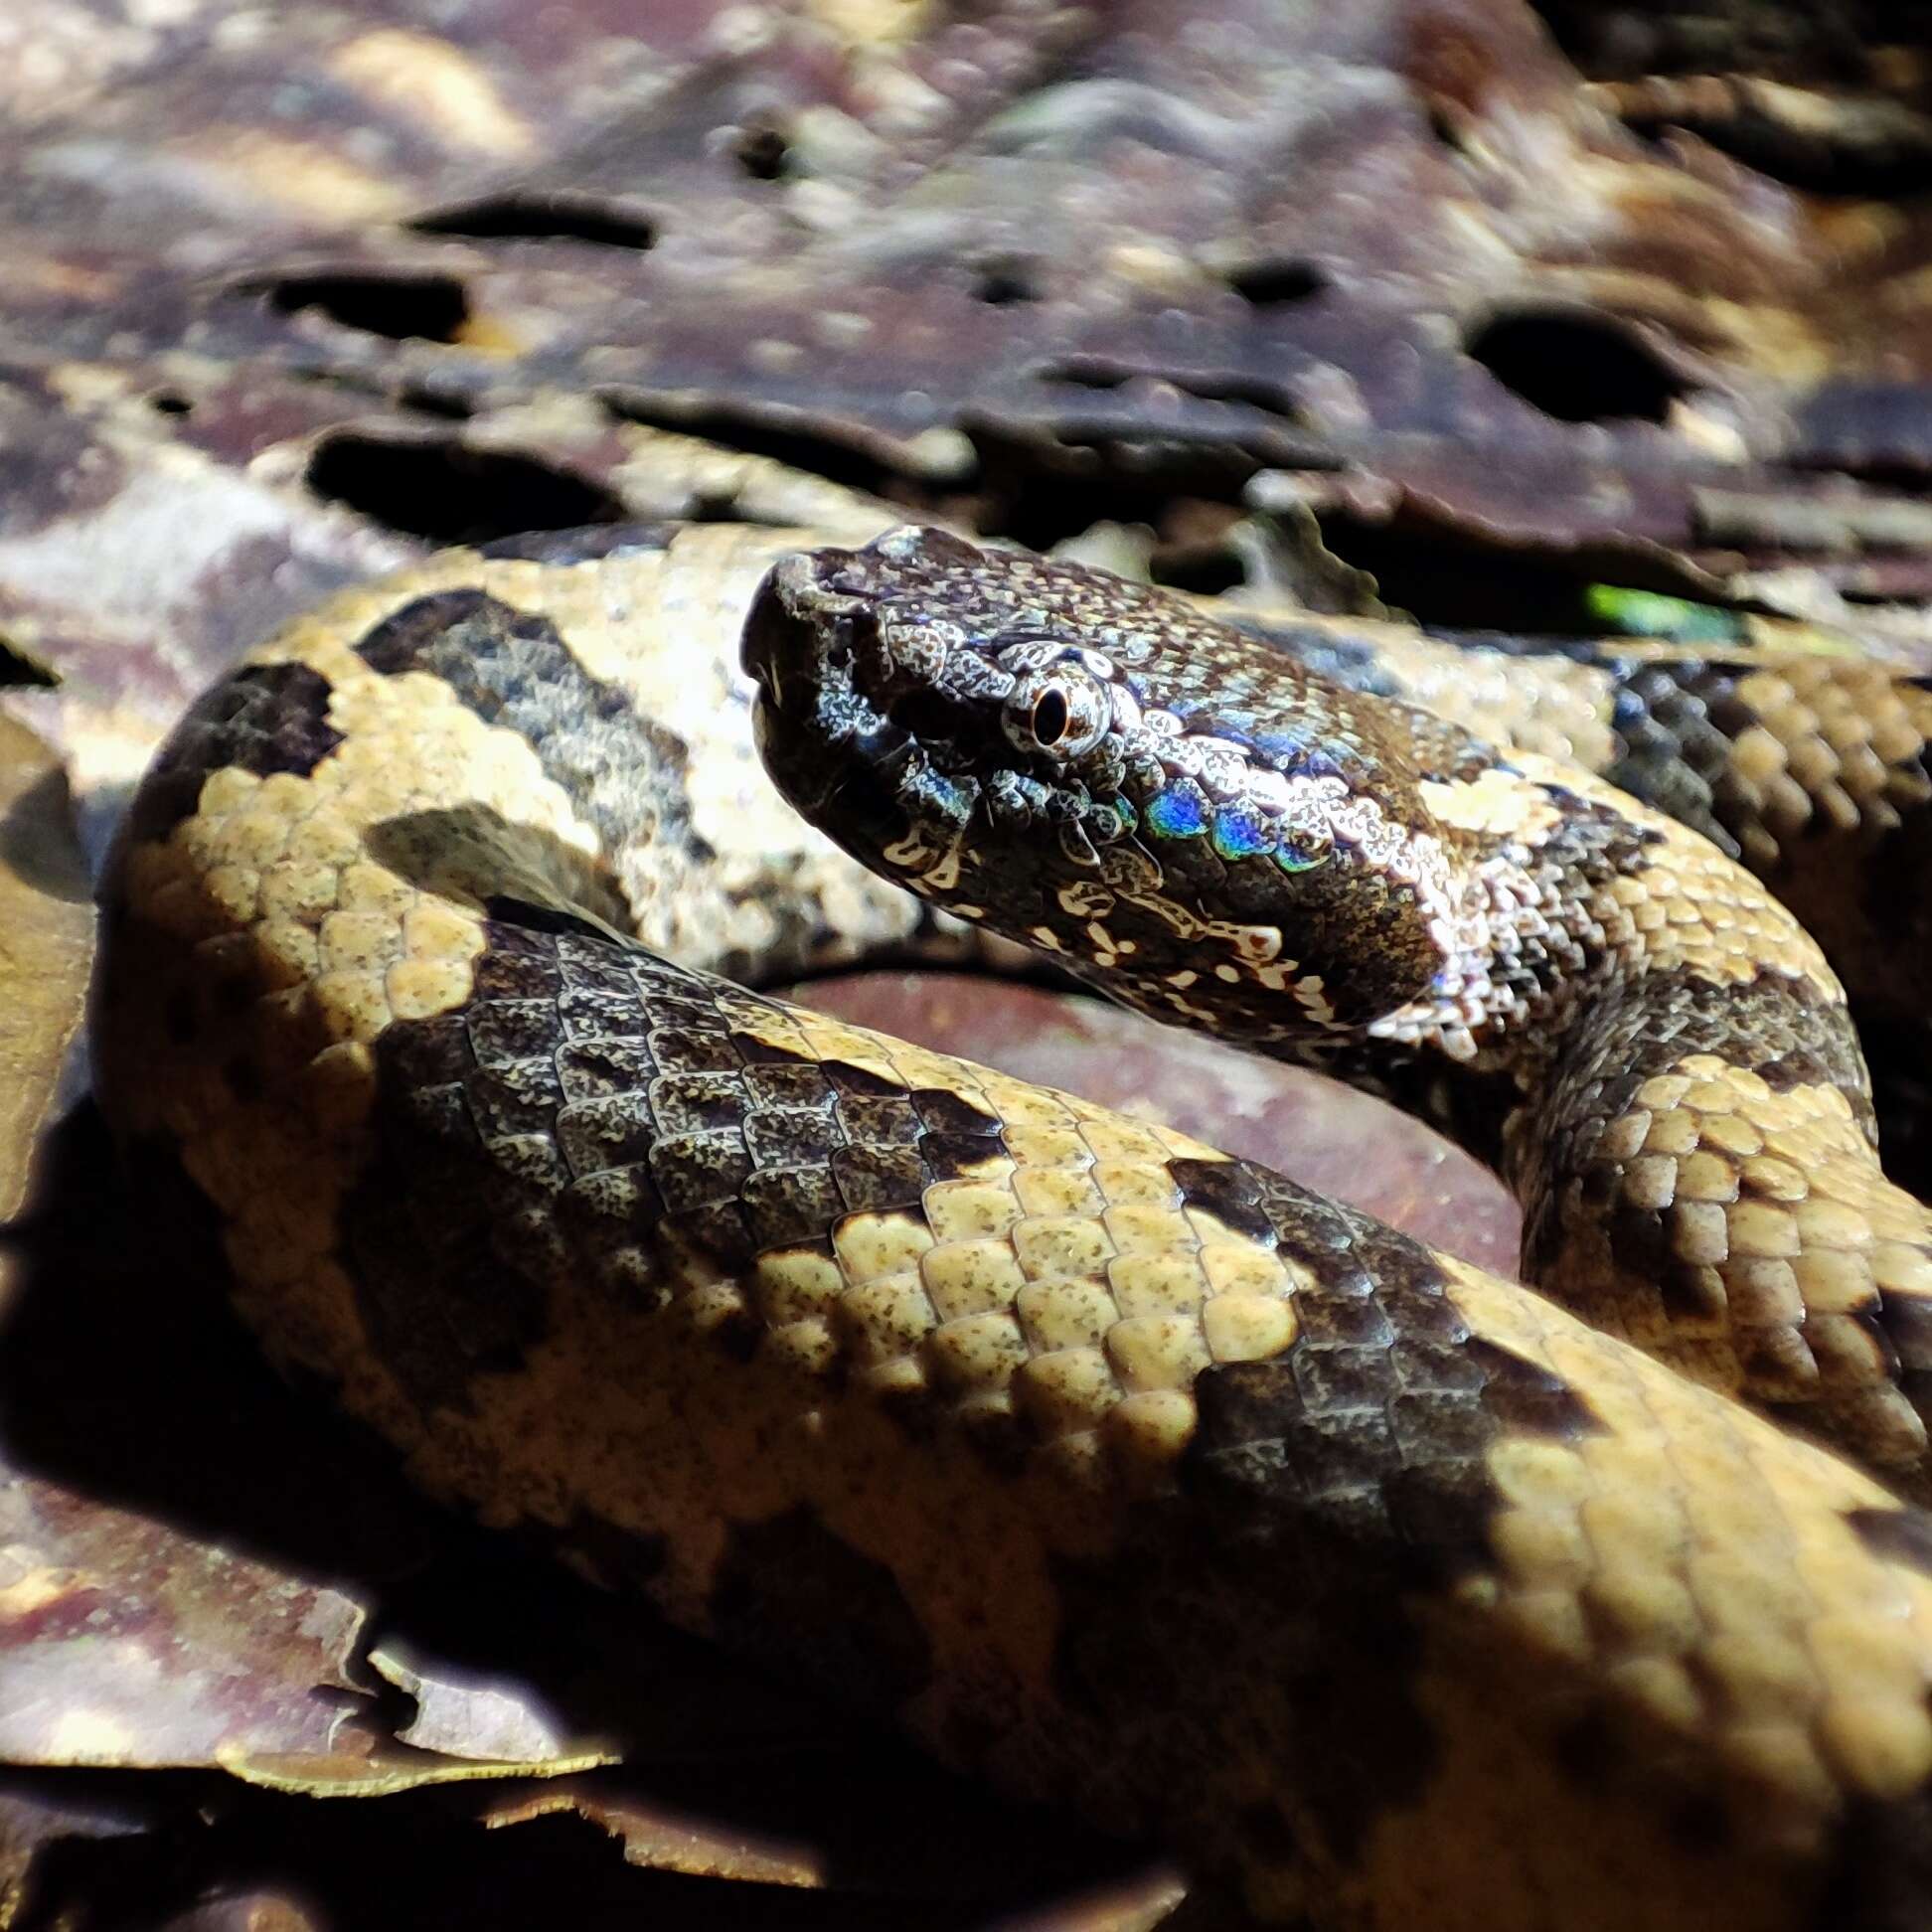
[92,521,1932,1929]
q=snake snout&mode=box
[744,553,923,834]
[738,554,825,713]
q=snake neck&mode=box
[1296,749,1872,1207]
[1238,756,1659,1163]
[1376,771,1652,1062]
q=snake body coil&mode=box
[93,522,1932,1930]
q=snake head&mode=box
[745,526,1462,1038]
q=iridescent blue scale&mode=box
[1144,783,1208,838]
[1209,805,1274,861]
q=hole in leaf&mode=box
[1149,548,1245,595]
[1037,362,1307,426]
[1039,362,1128,393]
[1422,95,1480,157]
[1227,259,1329,306]
[600,393,894,496]
[973,265,1039,306]
[408,194,657,250]
[263,272,471,344]
[1465,309,1687,424]
[399,383,476,421]
[306,434,627,546]
[733,124,791,181]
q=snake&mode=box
[89,518,1932,1930]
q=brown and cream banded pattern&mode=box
[751,533,1932,1499]
[92,523,1932,1930]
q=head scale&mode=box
[744,527,1461,1041]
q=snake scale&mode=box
[91,520,1932,1929]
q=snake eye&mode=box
[1005,668,1110,761]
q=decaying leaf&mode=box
[8,0,1932,638]
[478,1760,1179,1912]
[0,1477,366,1771]
[221,1747,614,1799]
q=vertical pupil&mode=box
[1033,687,1070,744]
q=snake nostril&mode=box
[890,687,963,740]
